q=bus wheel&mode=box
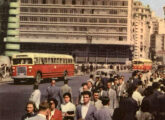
[35,73,41,84]
[14,79,19,84]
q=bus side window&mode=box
[54,58,56,64]
[44,58,47,64]
[34,58,38,64]
[51,58,54,64]
[57,58,59,64]
[41,58,44,64]
[60,58,62,64]
[48,58,51,64]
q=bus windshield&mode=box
[13,58,33,65]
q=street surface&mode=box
[0,72,131,120]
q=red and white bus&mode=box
[132,58,152,71]
[11,53,74,84]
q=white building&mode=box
[5,0,133,64]
[132,0,152,59]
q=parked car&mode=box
[94,68,116,78]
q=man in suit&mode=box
[60,80,72,102]
[46,80,62,109]
[91,90,103,110]
[94,97,113,120]
[107,81,119,109]
[48,98,62,120]
[76,91,96,120]
[26,101,50,120]
[117,77,126,101]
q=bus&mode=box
[132,58,152,71]
[11,53,74,84]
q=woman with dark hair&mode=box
[61,93,76,120]
[21,101,37,120]
[48,98,62,120]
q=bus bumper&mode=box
[12,76,35,79]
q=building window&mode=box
[99,18,107,23]
[21,0,28,3]
[40,17,47,21]
[41,8,48,13]
[119,36,123,41]
[20,7,28,12]
[72,0,76,4]
[42,0,46,4]
[80,18,87,22]
[32,0,38,4]
[109,19,117,23]
[62,0,65,4]
[109,10,117,14]
[30,8,38,12]
[90,18,97,23]
[50,17,57,22]
[119,19,127,23]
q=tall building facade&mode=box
[5,0,133,63]
[0,0,11,55]
[150,17,165,64]
[132,0,152,59]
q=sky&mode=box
[139,0,165,18]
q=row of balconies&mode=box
[20,11,128,17]
[6,2,20,56]
[19,31,127,36]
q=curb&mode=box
[0,78,13,84]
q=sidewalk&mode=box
[0,77,13,83]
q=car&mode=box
[94,68,116,78]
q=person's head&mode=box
[33,84,39,90]
[152,82,160,90]
[107,81,112,89]
[51,80,56,86]
[90,74,93,79]
[82,83,89,92]
[95,77,100,81]
[64,80,68,84]
[38,101,50,116]
[26,101,37,113]
[63,92,71,103]
[87,81,93,89]
[48,98,58,111]
[119,77,124,84]
[82,91,91,104]
[93,90,100,101]
[114,78,119,85]
[101,97,110,106]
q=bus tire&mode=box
[35,73,41,84]
[14,79,19,84]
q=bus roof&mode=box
[12,53,73,59]
[132,58,152,62]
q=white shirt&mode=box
[132,90,144,105]
[81,102,90,119]
[49,109,55,120]
[61,102,76,113]
[38,114,46,119]
[29,89,41,109]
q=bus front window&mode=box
[13,58,32,65]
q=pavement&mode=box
[0,77,13,83]
[0,69,131,84]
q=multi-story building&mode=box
[0,0,10,55]
[132,0,152,59]
[5,0,133,64]
[150,17,165,64]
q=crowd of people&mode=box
[21,68,165,120]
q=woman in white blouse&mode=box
[61,92,76,120]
